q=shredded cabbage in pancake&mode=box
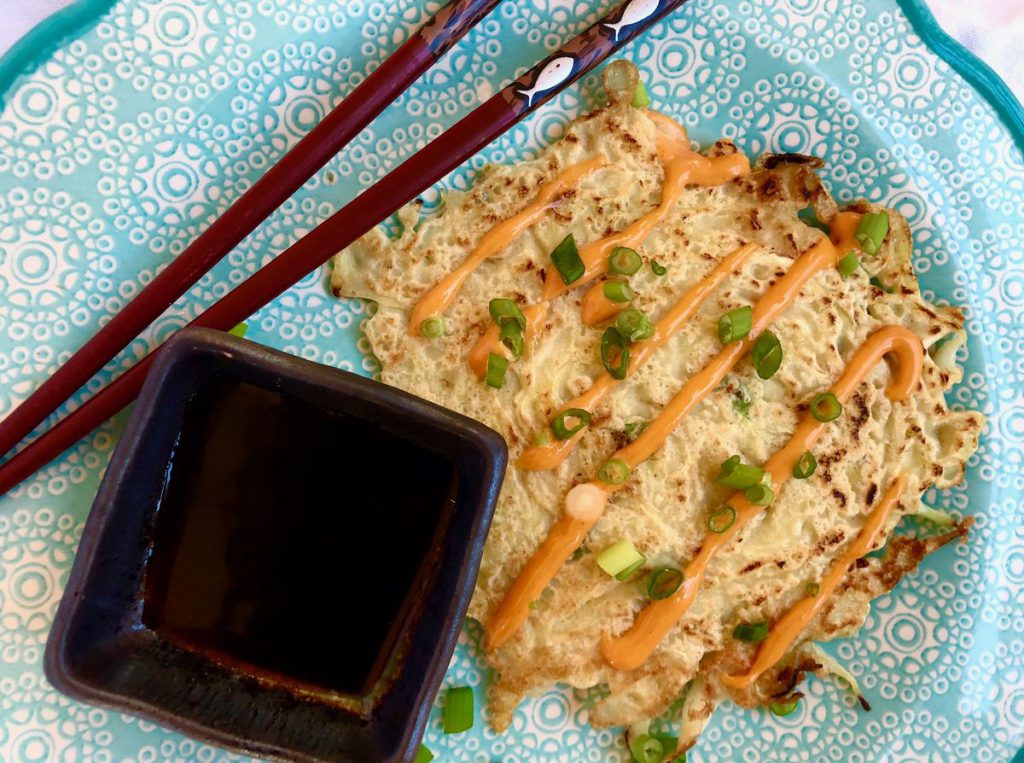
[331,92,983,737]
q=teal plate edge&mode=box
[0,0,118,109]
[895,0,1024,149]
[2,0,1022,150]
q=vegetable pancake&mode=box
[330,62,983,754]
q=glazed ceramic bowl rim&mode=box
[45,327,508,763]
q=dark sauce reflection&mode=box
[143,379,457,696]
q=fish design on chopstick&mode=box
[516,56,577,107]
[603,0,661,41]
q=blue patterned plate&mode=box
[1,1,1022,761]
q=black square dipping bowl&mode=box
[45,327,507,763]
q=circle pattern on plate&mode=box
[0,1,1022,761]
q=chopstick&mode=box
[0,0,692,496]
[0,0,501,460]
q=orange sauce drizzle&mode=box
[581,280,628,326]
[518,242,759,471]
[454,112,749,375]
[488,223,870,649]
[407,155,608,335]
[542,113,750,301]
[600,325,923,671]
[607,217,867,474]
[485,515,593,651]
[720,474,909,691]
[467,304,549,379]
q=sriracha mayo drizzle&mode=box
[519,212,861,473]
[412,112,748,345]
[407,155,608,335]
[441,109,925,668]
[581,280,629,326]
[486,482,606,651]
[543,113,750,300]
[600,325,923,671]
[719,474,910,691]
[458,113,750,378]
[485,515,592,651]
[606,213,864,473]
[518,243,760,471]
[488,215,903,652]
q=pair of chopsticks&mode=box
[0,0,690,496]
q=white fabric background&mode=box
[0,0,1022,102]
[0,0,74,56]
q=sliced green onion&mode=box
[616,558,646,582]
[550,233,585,285]
[489,298,526,330]
[707,505,736,533]
[603,280,635,303]
[443,686,474,734]
[419,316,444,338]
[415,744,435,763]
[650,260,667,276]
[869,275,894,293]
[855,210,889,256]
[769,697,800,717]
[810,645,868,710]
[810,392,842,422]
[228,322,248,338]
[616,308,654,342]
[500,320,524,359]
[733,622,770,643]
[928,332,958,361]
[914,505,955,527]
[798,205,830,234]
[647,567,684,600]
[608,246,643,275]
[655,735,678,759]
[551,408,591,439]
[485,353,509,389]
[720,454,741,475]
[717,462,766,490]
[751,330,782,380]
[666,691,688,717]
[631,81,651,110]
[837,252,860,278]
[597,539,645,580]
[598,458,630,485]
[805,581,821,597]
[793,451,816,479]
[534,430,551,446]
[743,483,774,506]
[629,734,664,763]
[601,327,631,380]
[624,420,649,442]
[718,306,753,344]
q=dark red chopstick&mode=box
[0,0,501,461]
[0,0,691,496]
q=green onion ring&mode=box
[551,408,591,440]
[810,391,842,422]
[601,327,631,380]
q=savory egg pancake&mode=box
[330,62,983,753]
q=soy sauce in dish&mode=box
[143,379,457,696]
